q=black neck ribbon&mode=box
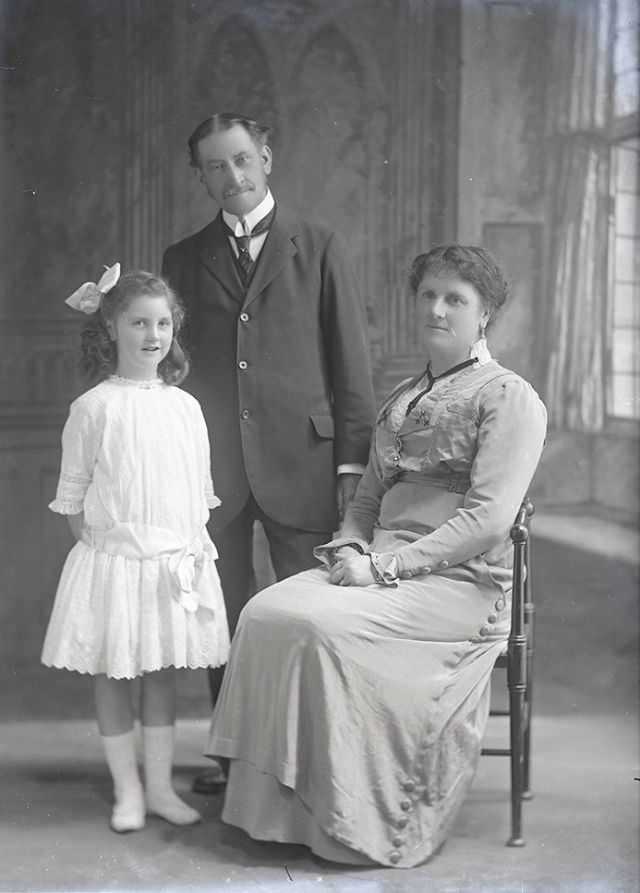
[405,357,478,417]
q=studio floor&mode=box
[0,712,637,893]
[1,512,638,893]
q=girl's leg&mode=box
[141,669,201,825]
[94,675,145,833]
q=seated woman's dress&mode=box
[206,358,547,868]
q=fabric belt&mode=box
[80,521,218,612]
[394,471,470,495]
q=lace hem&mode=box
[41,655,229,679]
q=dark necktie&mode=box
[405,357,478,417]
[225,207,275,285]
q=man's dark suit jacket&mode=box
[162,205,375,534]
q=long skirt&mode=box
[206,563,509,868]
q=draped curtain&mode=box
[544,0,611,432]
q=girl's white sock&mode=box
[142,725,201,826]
[101,730,145,833]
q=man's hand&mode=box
[328,551,374,587]
[336,473,362,523]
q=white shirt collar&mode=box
[222,189,275,237]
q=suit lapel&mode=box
[242,210,299,309]
[197,214,244,303]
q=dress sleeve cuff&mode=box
[394,551,434,578]
[49,499,83,515]
[369,552,399,586]
[206,494,222,510]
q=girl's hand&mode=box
[329,552,375,587]
[67,512,84,541]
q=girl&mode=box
[42,264,229,833]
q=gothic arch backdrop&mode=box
[162,0,459,371]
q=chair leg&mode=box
[522,677,534,801]
[523,531,535,801]
[507,683,526,847]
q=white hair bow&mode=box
[64,262,121,315]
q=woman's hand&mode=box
[329,551,375,587]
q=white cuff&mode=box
[337,464,366,476]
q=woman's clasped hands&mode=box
[328,547,375,587]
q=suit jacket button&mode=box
[389,851,401,864]
[239,312,250,322]
[241,409,250,420]
[238,360,248,370]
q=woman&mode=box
[206,245,547,868]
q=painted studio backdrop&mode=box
[0,0,638,689]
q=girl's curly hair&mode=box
[408,245,509,328]
[79,271,189,385]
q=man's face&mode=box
[196,124,272,217]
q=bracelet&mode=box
[332,543,364,559]
[369,552,399,587]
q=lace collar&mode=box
[108,375,163,389]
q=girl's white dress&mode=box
[41,376,230,679]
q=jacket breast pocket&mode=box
[310,414,335,439]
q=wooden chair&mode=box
[481,497,535,847]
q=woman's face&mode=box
[415,271,489,360]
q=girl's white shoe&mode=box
[110,790,146,833]
[145,789,201,826]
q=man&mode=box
[162,113,375,793]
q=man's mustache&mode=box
[224,183,255,197]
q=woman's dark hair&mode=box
[408,245,509,326]
[79,271,189,386]
[188,113,271,169]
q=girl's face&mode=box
[416,271,489,362]
[109,294,174,380]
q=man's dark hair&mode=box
[188,113,270,169]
